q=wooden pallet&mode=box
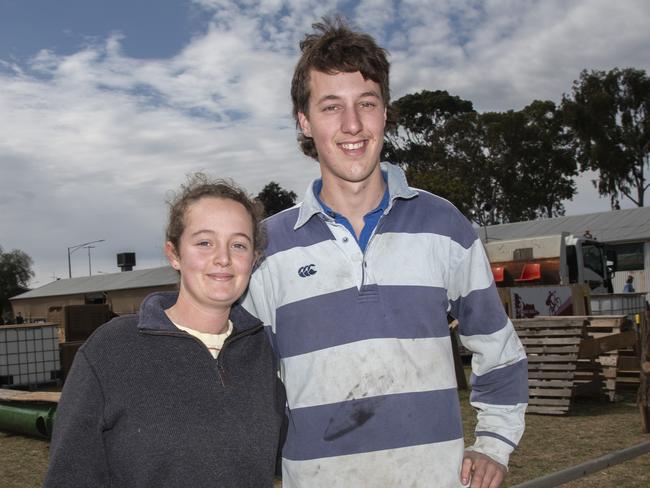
[581,316,638,400]
[514,315,638,414]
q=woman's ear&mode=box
[252,250,266,270]
[165,241,180,270]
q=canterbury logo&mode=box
[298,264,317,277]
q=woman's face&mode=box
[166,197,256,312]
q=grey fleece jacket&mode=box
[44,291,285,488]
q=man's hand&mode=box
[460,450,506,488]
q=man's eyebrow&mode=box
[315,94,342,104]
[359,90,381,99]
[315,91,381,104]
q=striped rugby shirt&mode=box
[242,162,528,487]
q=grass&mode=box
[1,389,649,487]
[0,431,49,487]
[464,390,650,487]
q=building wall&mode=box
[10,285,178,322]
[10,294,85,322]
[107,285,177,315]
[612,269,646,293]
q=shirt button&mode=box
[342,237,349,243]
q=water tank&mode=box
[117,252,136,271]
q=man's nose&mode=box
[341,106,362,134]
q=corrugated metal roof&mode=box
[12,266,178,300]
[481,206,650,244]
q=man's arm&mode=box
[241,266,275,329]
[447,222,528,486]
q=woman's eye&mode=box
[232,242,248,250]
[197,241,211,247]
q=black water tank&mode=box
[117,252,136,271]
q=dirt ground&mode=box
[1,390,649,488]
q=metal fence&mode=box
[511,439,650,488]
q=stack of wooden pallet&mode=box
[513,315,638,415]
[513,317,586,415]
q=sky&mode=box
[1,0,649,288]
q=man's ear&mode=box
[298,111,312,137]
[164,242,180,270]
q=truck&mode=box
[483,232,618,318]
[483,232,613,293]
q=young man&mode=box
[243,17,528,488]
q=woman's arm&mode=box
[43,350,111,487]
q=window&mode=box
[582,244,605,278]
[610,242,644,271]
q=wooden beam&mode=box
[578,330,638,359]
[640,311,649,433]
[0,388,60,403]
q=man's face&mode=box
[298,70,386,186]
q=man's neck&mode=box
[319,167,386,237]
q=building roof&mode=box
[481,206,650,244]
[11,266,178,301]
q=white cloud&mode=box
[1,0,649,286]
[387,0,650,110]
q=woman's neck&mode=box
[165,297,230,334]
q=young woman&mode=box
[45,174,284,488]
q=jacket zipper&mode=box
[140,325,264,386]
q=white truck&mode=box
[483,232,612,293]
[483,232,619,318]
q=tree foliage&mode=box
[384,90,577,225]
[256,181,297,217]
[384,90,481,219]
[481,101,577,222]
[0,245,34,319]
[562,68,650,207]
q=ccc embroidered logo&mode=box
[298,264,317,277]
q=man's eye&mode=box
[323,105,340,112]
[360,101,377,109]
[197,241,211,247]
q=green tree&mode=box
[384,90,577,225]
[383,90,482,219]
[0,245,34,319]
[562,68,650,207]
[256,181,297,217]
[481,101,578,222]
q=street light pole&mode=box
[67,239,105,278]
[84,245,95,276]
